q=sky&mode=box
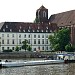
[0,0,75,22]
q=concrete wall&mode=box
[0,52,54,59]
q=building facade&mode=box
[0,32,52,51]
[0,21,56,52]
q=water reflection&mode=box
[0,63,75,75]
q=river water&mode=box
[0,59,75,75]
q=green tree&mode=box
[54,43,60,51]
[34,18,40,23]
[15,46,19,52]
[22,39,28,51]
[65,44,72,52]
[56,28,70,50]
[49,28,71,51]
[27,45,32,51]
[65,44,74,52]
[49,33,58,50]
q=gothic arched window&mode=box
[43,11,46,17]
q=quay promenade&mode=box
[0,51,75,60]
[0,51,56,59]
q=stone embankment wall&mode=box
[0,52,55,59]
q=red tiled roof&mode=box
[49,10,75,26]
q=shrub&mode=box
[65,44,73,52]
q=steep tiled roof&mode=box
[0,22,57,33]
[49,10,75,26]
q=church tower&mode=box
[36,5,48,23]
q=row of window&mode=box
[3,28,52,32]
[6,25,50,29]
[2,47,21,50]
[2,34,15,37]
[5,25,50,30]
[34,39,48,44]
[2,39,15,44]
[34,35,48,38]
[1,39,49,44]
[2,46,49,51]
[2,34,49,38]
[33,46,49,51]
[3,26,52,32]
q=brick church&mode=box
[49,9,75,45]
[36,5,75,45]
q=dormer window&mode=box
[28,30,30,32]
[19,29,21,32]
[23,30,25,32]
[50,30,52,32]
[37,30,39,32]
[46,30,48,32]
[46,27,48,29]
[20,26,22,29]
[33,30,35,32]
[38,26,39,29]
[6,25,8,28]
[62,27,64,28]
[42,22,43,24]
[59,27,61,28]
[10,29,12,32]
[42,30,43,32]
[3,29,5,32]
[49,22,50,25]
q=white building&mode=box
[0,5,57,52]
